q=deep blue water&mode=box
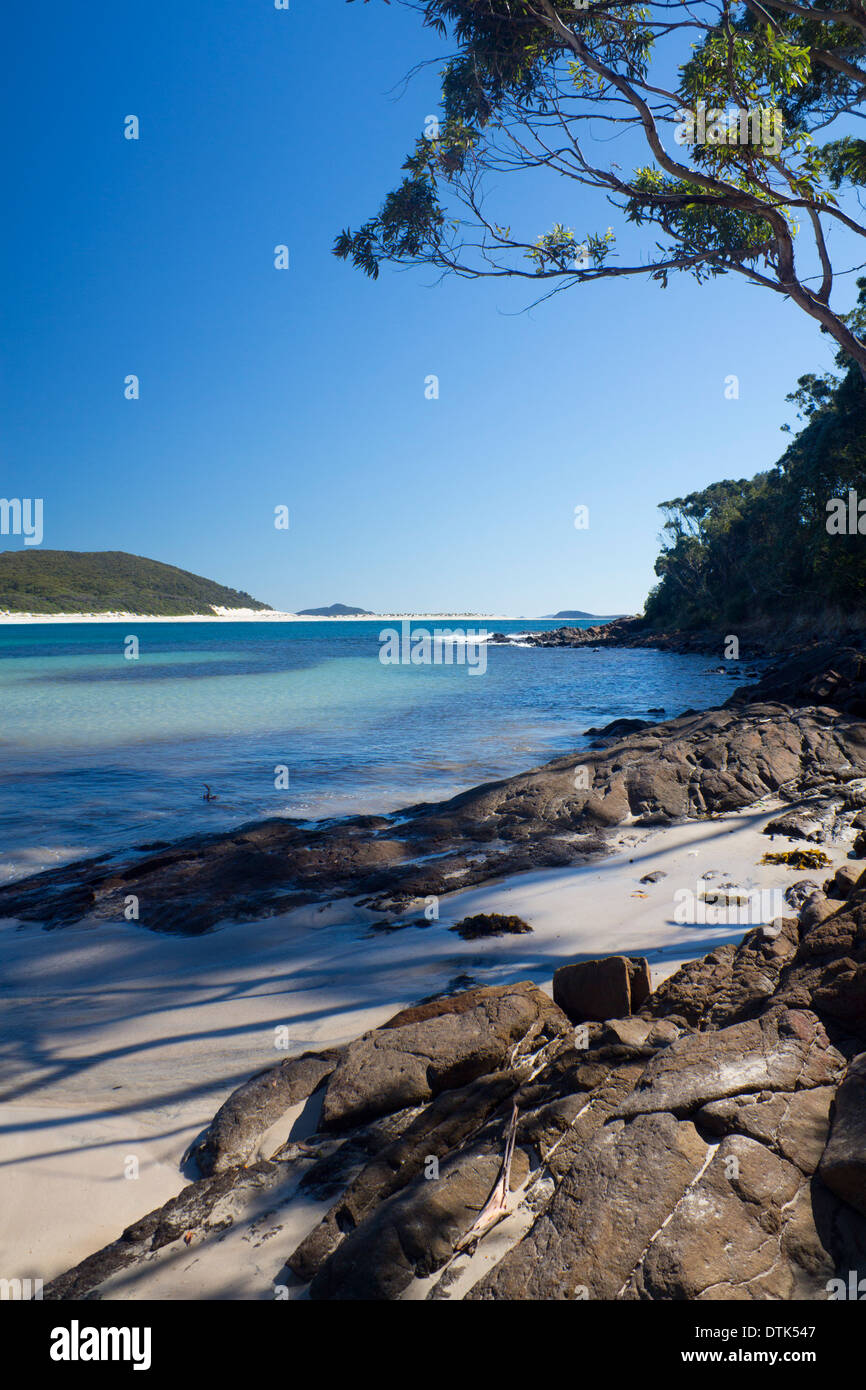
[0,619,742,882]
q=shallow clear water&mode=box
[0,620,742,882]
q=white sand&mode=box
[0,609,513,625]
[0,801,851,1292]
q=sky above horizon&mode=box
[1,0,858,616]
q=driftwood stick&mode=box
[454,1101,520,1254]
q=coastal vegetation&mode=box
[0,550,271,616]
[644,281,866,629]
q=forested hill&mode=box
[0,551,272,615]
[644,280,866,632]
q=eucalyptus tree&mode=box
[337,1,866,373]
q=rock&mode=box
[467,1113,709,1300]
[309,1125,531,1300]
[853,831,866,859]
[641,918,800,1028]
[785,879,822,911]
[319,981,570,1132]
[449,913,532,940]
[622,1135,816,1300]
[696,1087,835,1174]
[552,955,650,1023]
[799,894,840,931]
[583,717,651,738]
[617,1009,844,1119]
[764,813,823,842]
[645,1018,682,1047]
[599,1017,654,1049]
[819,1054,866,1217]
[824,865,863,900]
[290,1068,522,1282]
[191,1051,340,1176]
[640,870,667,883]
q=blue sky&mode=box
[0,0,856,615]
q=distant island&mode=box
[297,603,373,617]
[0,550,272,616]
[539,610,627,621]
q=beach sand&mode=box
[0,609,513,625]
[0,799,849,1292]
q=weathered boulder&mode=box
[192,1050,340,1175]
[310,1131,531,1300]
[617,1009,844,1119]
[289,1068,521,1282]
[552,955,650,1022]
[819,1054,866,1218]
[319,981,569,1131]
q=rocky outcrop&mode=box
[44,872,866,1302]
[2,698,864,933]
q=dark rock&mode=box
[552,955,650,1023]
[191,1051,340,1176]
[319,982,570,1132]
[825,866,863,900]
[641,918,800,1028]
[640,870,667,884]
[785,879,822,911]
[764,812,823,842]
[819,1053,866,1217]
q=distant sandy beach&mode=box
[0,798,843,1293]
[0,609,516,625]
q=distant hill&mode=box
[297,603,372,616]
[0,550,272,616]
[540,609,626,621]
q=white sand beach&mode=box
[0,609,515,625]
[0,799,851,1293]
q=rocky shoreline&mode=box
[492,616,866,660]
[2,641,866,935]
[43,853,866,1300]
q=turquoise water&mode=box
[0,620,739,882]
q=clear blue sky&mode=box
[0,0,855,615]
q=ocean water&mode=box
[0,620,742,883]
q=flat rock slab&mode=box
[616,1009,844,1119]
[320,981,569,1132]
